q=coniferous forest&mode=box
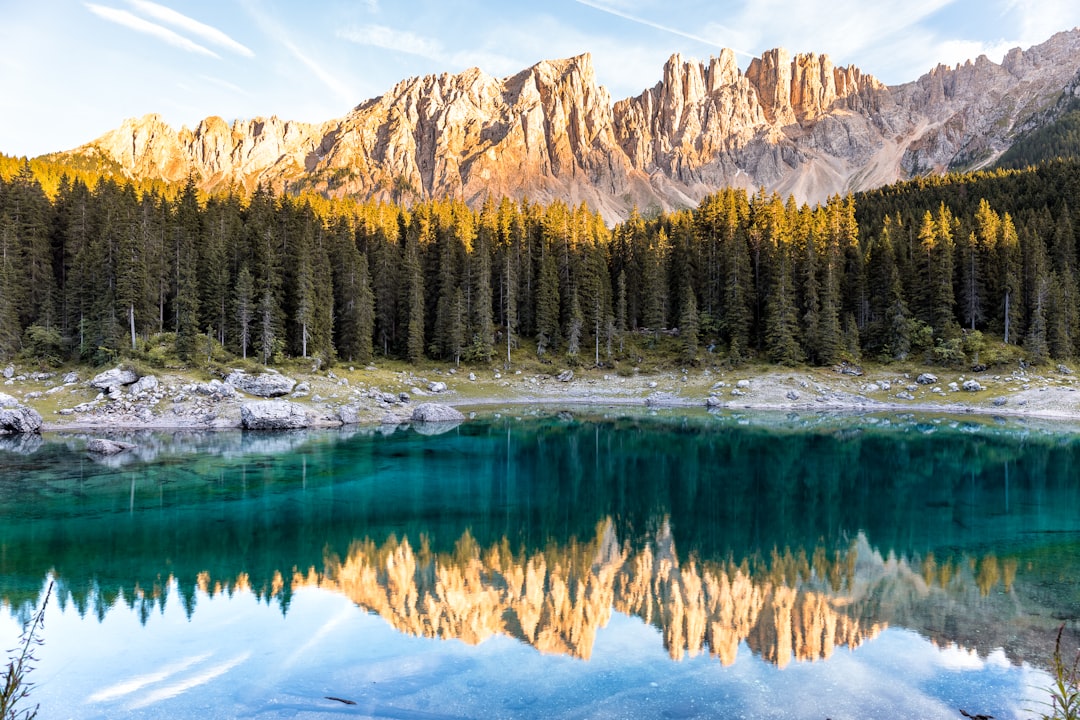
[1,156,1080,371]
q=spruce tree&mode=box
[679,283,700,363]
[234,264,254,359]
[536,242,560,357]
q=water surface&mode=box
[1,409,1078,719]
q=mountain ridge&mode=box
[42,28,1080,220]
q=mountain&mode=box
[45,28,1080,220]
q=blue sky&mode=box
[2,0,1079,158]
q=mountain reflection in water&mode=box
[1,411,1078,672]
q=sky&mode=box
[2,0,1080,158]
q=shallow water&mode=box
[1,409,1078,719]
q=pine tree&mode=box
[234,264,254,359]
[765,222,803,366]
[469,213,494,362]
[173,176,202,360]
[403,223,425,363]
[999,213,1023,344]
[679,283,700,363]
[536,242,560,357]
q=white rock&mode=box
[411,403,466,422]
[226,371,296,397]
[87,438,136,455]
[0,405,43,434]
[91,367,138,390]
[240,401,310,430]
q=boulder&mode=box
[91,366,138,390]
[226,371,296,397]
[916,373,938,385]
[556,370,574,382]
[240,401,310,430]
[87,438,137,455]
[1057,364,1074,375]
[992,396,1008,407]
[427,381,448,393]
[337,404,363,425]
[0,405,43,434]
[896,391,915,401]
[0,392,17,407]
[705,395,722,408]
[736,379,751,389]
[410,403,465,423]
[2,365,13,379]
[962,379,983,392]
[63,371,80,384]
[786,390,801,401]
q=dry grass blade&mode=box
[0,582,52,720]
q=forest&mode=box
[1,155,1079,372]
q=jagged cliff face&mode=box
[56,28,1080,220]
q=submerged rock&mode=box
[226,371,297,397]
[87,438,137,455]
[240,401,310,430]
[0,405,43,434]
[411,403,465,423]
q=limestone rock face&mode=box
[240,401,310,430]
[0,405,43,434]
[56,29,1080,219]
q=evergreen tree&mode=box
[679,283,700,363]
[999,213,1023,344]
[536,241,560,357]
[764,222,803,366]
[173,176,202,360]
[403,223,425,363]
[234,264,254,359]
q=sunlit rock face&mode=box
[59,30,1080,220]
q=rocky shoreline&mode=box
[2,360,1080,438]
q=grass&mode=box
[1,582,51,720]
[1034,625,1080,720]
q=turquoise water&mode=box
[1,409,1078,719]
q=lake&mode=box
[1,408,1078,719]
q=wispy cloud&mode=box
[338,24,443,60]
[283,38,356,105]
[239,0,356,106]
[573,0,754,57]
[85,3,220,58]
[197,74,251,96]
[127,0,255,57]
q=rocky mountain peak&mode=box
[51,27,1080,221]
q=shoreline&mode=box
[5,361,1080,435]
